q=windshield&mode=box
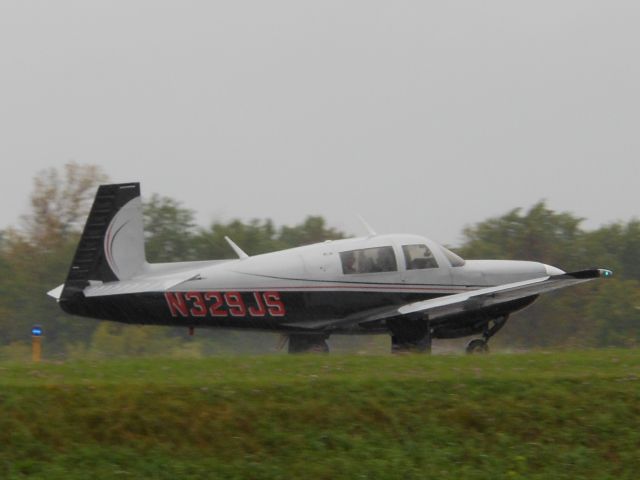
[441,246,466,267]
[402,244,438,269]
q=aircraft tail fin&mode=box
[60,182,147,300]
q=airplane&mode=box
[48,182,612,354]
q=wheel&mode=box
[309,341,330,353]
[466,339,489,354]
[288,335,330,354]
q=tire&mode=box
[466,339,489,354]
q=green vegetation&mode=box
[1,350,639,479]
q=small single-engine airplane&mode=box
[48,183,612,353]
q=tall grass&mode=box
[1,350,639,479]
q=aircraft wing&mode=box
[393,269,609,320]
[282,269,611,331]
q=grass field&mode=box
[1,349,639,479]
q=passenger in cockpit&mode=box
[377,248,395,272]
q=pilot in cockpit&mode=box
[342,251,356,274]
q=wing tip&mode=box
[598,269,613,278]
[560,269,613,280]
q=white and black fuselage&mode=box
[49,183,610,352]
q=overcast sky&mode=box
[1,1,638,246]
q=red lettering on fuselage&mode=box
[248,292,267,317]
[185,292,207,317]
[264,291,285,317]
[224,292,247,317]
[204,292,227,317]
[165,292,189,317]
[164,291,286,318]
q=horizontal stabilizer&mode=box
[47,284,64,301]
[83,273,202,297]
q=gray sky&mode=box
[1,1,638,246]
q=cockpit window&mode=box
[340,246,397,274]
[442,247,466,267]
[402,244,439,270]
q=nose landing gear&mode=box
[465,315,508,355]
[466,338,489,354]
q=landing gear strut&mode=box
[389,314,433,354]
[465,315,508,355]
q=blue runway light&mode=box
[31,326,43,336]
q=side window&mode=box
[340,246,397,274]
[403,244,438,270]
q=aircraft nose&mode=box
[544,264,565,276]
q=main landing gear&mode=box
[285,334,330,354]
[391,329,432,354]
[465,315,508,355]
[389,314,433,354]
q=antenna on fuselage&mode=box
[225,236,250,259]
[357,215,377,237]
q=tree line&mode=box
[0,163,638,359]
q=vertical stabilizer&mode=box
[61,183,147,299]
